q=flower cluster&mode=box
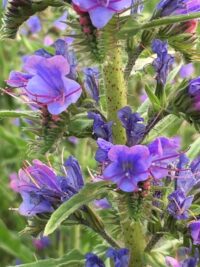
[9,157,84,216]
[98,136,181,192]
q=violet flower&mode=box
[26,16,42,34]
[148,137,180,179]
[72,0,132,28]
[167,189,193,219]
[103,144,151,192]
[188,77,200,111]
[88,112,113,142]
[7,55,82,115]
[85,253,105,267]
[118,106,145,146]
[157,0,200,17]
[106,248,129,267]
[95,138,113,163]
[83,67,99,103]
[189,220,200,245]
[151,39,174,85]
[33,236,51,250]
[179,63,194,79]
[166,256,198,267]
[131,0,144,14]
[94,198,111,209]
[9,157,84,216]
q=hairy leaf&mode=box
[44,181,109,236]
[8,249,84,267]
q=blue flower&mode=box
[118,106,145,146]
[88,112,113,142]
[103,144,151,192]
[151,39,174,85]
[85,253,105,267]
[106,248,129,267]
[83,67,100,103]
[95,138,113,163]
[26,16,42,34]
[167,189,193,219]
[10,157,84,217]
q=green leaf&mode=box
[186,136,200,159]
[145,114,183,142]
[144,84,161,110]
[0,219,34,262]
[119,12,200,37]
[44,181,109,236]
[8,249,84,267]
[1,0,65,39]
[0,110,38,119]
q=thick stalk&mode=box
[117,196,146,267]
[103,35,127,144]
[103,24,146,265]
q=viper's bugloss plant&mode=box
[2,1,200,267]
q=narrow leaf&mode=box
[44,181,109,236]
[8,249,84,267]
[0,110,38,119]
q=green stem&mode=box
[117,196,146,267]
[103,20,146,266]
[103,34,127,144]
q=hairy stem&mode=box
[124,44,144,80]
[103,23,127,144]
[145,233,163,252]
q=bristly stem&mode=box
[103,20,127,144]
[124,44,144,80]
[145,233,163,252]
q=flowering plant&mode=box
[1,0,200,266]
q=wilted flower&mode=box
[9,157,84,216]
[189,221,200,245]
[118,106,145,146]
[167,189,193,219]
[85,253,105,267]
[151,39,174,85]
[72,0,132,28]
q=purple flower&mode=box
[72,0,132,28]
[12,55,81,115]
[118,106,145,146]
[88,112,113,142]
[152,39,174,85]
[148,137,180,179]
[106,248,129,267]
[2,0,7,8]
[53,12,68,31]
[179,63,194,79]
[189,221,200,245]
[83,67,99,103]
[188,77,200,111]
[167,189,193,219]
[10,157,84,216]
[166,256,198,267]
[95,138,113,163]
[157,0,200,17]
[7,71,33,88]
[103,144,151,192]
[33,236,51,250]
[26,16,42,34]
[94,198,111,209]
[85,253,105,267]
